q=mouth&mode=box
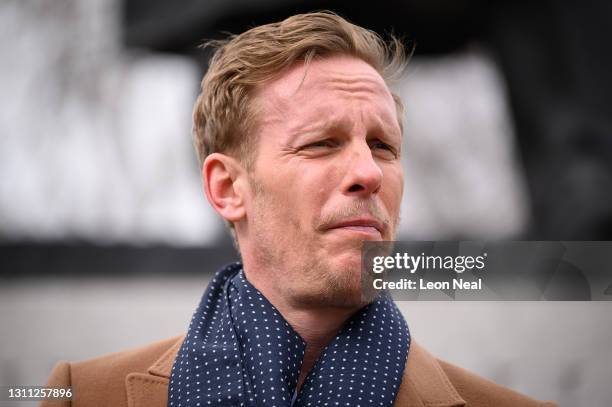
[325,217,384,239]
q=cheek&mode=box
[308,160,343,203]
[258,163,332,226]
[382,165,404,211]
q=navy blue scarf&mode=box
[168,263,410,406]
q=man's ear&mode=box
[202,153,248,224]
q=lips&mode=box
[326,217,384,237]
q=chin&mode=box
[317,256,374,308]
[290,249,376,309]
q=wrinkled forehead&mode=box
[282,57,390,97]
[256,55,399,121]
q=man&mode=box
[42,11,557,407]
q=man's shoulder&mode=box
[70,335,181,379]
[398,341,557,407]
[439,359,557,407]
[42,336,183,407]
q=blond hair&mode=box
[192,11,408,168]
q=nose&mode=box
[341,141,383,197]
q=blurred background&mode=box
[1,0,611,405]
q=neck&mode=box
[281,306,356,391]
[241,262,358,392]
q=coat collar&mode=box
[395,341,466,406]
[147,336,183,378]
[125,336,465,407]
[124,336,182,407]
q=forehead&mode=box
[255,55,399,128]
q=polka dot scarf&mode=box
[168,263,410,406]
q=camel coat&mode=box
[41,336,557,407]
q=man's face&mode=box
[243,55,404,308]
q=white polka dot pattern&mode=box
[168,263,410,406]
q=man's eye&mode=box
[371,142,392,151]
[304,140,337,149]
[370,141,398,157]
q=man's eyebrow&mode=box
[285,111,402,146]
[363,108,402,141]
[285,116,351,144]
[381,119,403,140]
